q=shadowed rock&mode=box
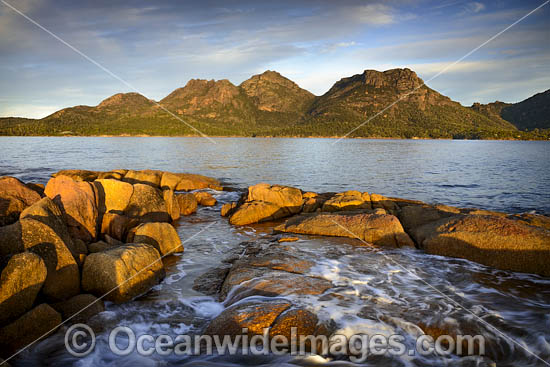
[0,252,47,326]
[0,176,42,226]
[0,304,62,357]
[51,294,104,323]
[125,184,170,223]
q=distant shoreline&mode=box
[0,134,548,141]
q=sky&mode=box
[0,0,548,118]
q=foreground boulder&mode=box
[129,222,183,255]
[0,252,47,326]
[0,304,62,356]
[276,211,415,248]
[45,176,98,243]
[82,243,165,303]
[418,215,550,276]
[0,176,42,226]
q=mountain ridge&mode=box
[1,68,548,139]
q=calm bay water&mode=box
[1,137,550,367]
[0,137,549,214]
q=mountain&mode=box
[240,70,315,116]
[302,68,518,138]
[470,101,512,126]
[159,79,256,124]
[500,89,550,130]
[1,69,548,139]
[469,89,550,131]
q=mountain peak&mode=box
[240,70,314,113]
[97,92,153,109]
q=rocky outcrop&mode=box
[0,176,42,226]
[51,169,222,192]
[207,241,333,305]
[0,303,62,357]
[276,211,415,248]
[82,243,165,303]
[0,252,47,326]
[129,222,183,255]
[45,176,98,243]
[418,215,550,276]
[229,183,303,225]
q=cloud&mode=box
[463,2,486,14]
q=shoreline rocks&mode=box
[0,169,223,355]
[224,182,550,277]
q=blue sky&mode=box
[0,0,548,118]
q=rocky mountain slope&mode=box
[470,89,550,131]
[1,69,548,139]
